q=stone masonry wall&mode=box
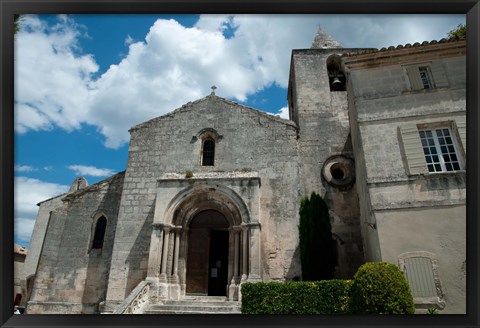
[22,194,65,305]
[375,206,466,314]
[290,49,365,278]
[27,173,124,314]
[347,52,466,313]
[106,95,302,301]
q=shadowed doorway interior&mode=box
[185,210,229,296]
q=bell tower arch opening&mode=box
[326,54,346,91]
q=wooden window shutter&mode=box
[430,61,449,88]
[400,124,428,175]
[455,115,466,153]
[404,257,437,297]
[405,66,423,90]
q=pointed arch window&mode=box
[92,216,107,249]
[202,139,215,166]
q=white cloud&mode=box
[15,177,69,216]
[85,16,321,147]
[311,14,464,49]
[14,177,69,245]
[125,34,134,46]
[14,165,38,172]
[14,15,98,133]
[67,165,115,177]
[277,106,289,119]
[14,14,465,149]
[15,218,37,245]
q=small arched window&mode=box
[202,140,215,166]
[92,216,107,249]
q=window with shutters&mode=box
[405,62,449,91]
[419,128,462,173]
[398,252,445,309]
[400,119,465,175]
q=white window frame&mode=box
[418,67,433,89]
[418,126,463,173]
[404,61,448,91]
[400,120,466,176]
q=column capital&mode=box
[152,223,174,230]
[230,225,243,232]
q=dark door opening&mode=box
[186,210,230,296]
[208,230,229,296]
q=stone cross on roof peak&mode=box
[210,85,217,95]
[311,27,342,49]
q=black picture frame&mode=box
[1,1,478,327]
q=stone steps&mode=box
[144,296,241,314]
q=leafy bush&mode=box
[299,192,336,281]
[349,262,415,314]
[241,280,352,314]
[447,23,466,40]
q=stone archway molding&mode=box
[146,177,262,302]
[163,183,251,228]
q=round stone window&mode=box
[322,156,355,189]
[330,164,345,180]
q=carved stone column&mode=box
[229,226,241,285]
[229,226,242,301]
[233,229,240,279]
[166,226,182,300]
[171,227,181,283]
[179,227,189,296]
[247,222,262,282]
[147,223,164,278]
[159,226,171,283]
[241,223,249,281]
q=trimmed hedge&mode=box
[240,280,352,314]
[349,262,415,314]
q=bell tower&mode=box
[287,27,366,278]
[288,27,350,194]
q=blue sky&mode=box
[14,14,465,247]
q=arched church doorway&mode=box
[147,183,260,301]
[185,210,230,296]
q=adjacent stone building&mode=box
[21,29,466,314]
[14,244,27,308]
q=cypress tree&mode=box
[299,192,336,281]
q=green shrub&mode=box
[241,280,352,314]
[349,262,415,314]
[299,192,336,281]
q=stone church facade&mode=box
[21,30,466,314]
